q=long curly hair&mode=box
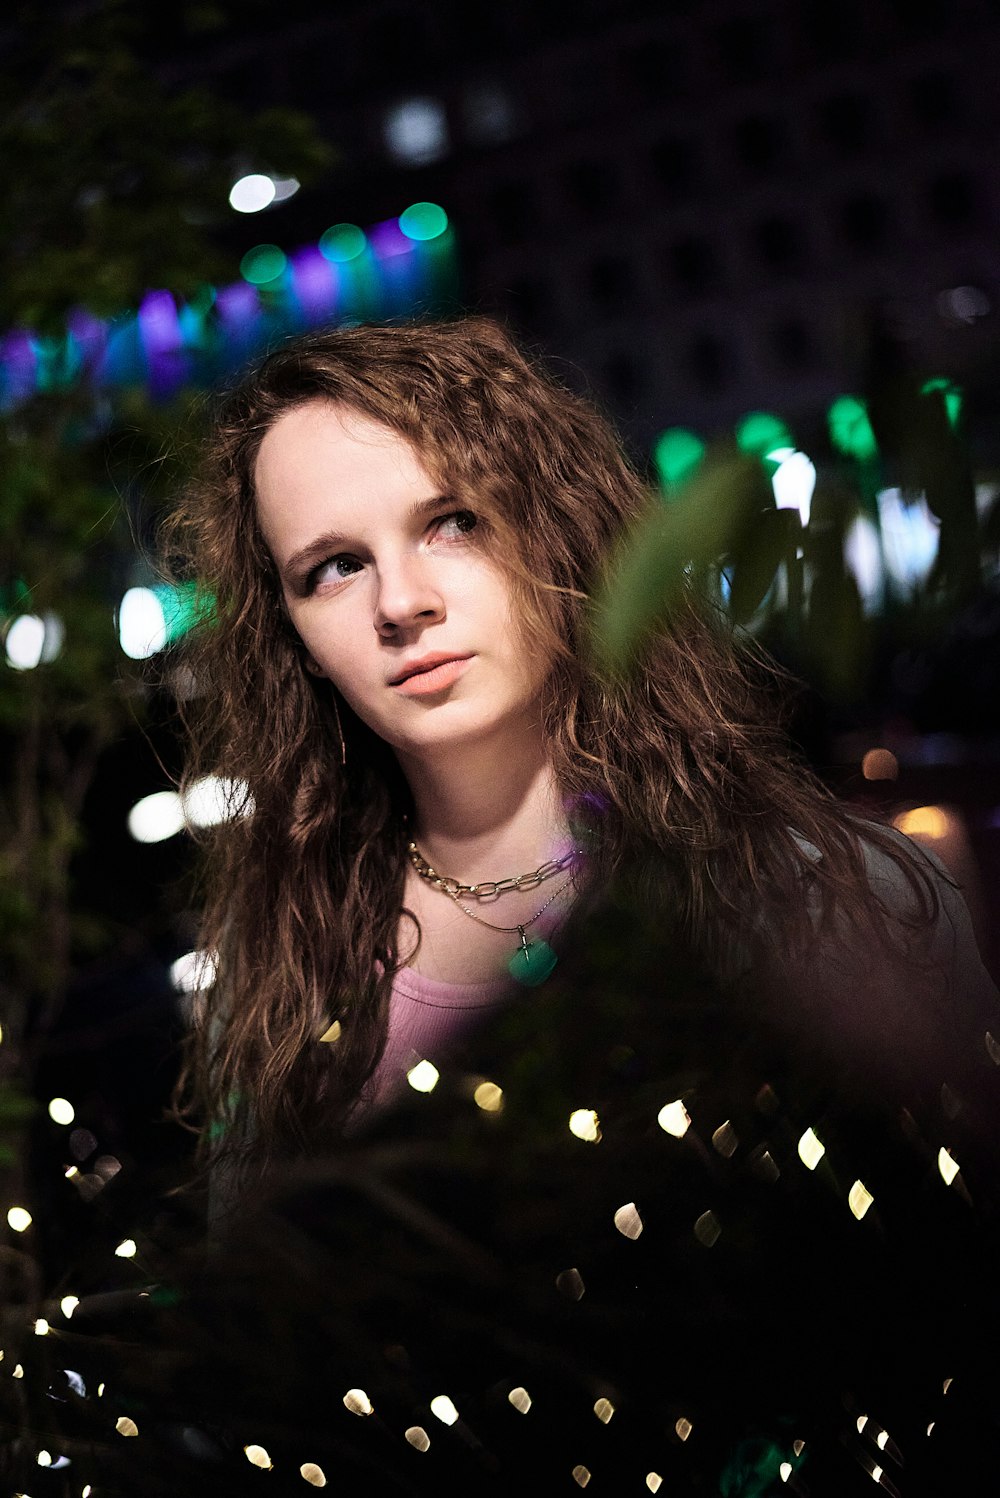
[162,317,935,1174]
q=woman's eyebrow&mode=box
[281,495,451,582]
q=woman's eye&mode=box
[309,555,362,590]
[436,510,477,538]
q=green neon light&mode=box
[155,582,215,643]
[735,411,793,458]
[240,244,287,285]
[921,377,963,430]
[399,202,449,241]
[827,395,878,461]
[319,223,367,263]
[652,428,705,488]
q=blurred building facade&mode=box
[195,0,1000,454]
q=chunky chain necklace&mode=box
[406,839,579,987]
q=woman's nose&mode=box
[373,556,445,635]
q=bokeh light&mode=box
[7,1206,32,1232]
[384,98,448,165]
[319,223,367,262]
[127,790,185,844]
[229,174,276,213]
[118,587,167,659]
[5,614,45,670]
[771,450,816,527]
[735,412,793,458]
[893,805,949,840]
[398,201,449,241]
[47,1097,75,1125]
[828,395,878,461]
[653,428,705,489]
[240,244,287,285]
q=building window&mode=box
[686,333,734,392]
[838,193,888,253]
[650,136,699,198]
[771,319,816,372]
[667,236,719,295]
[754,216,807,274]
[589,255,634,311]
[732,114,786,174]
[926,170,979,231]
[819,92,873,157]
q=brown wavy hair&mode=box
[162,317,936,1175]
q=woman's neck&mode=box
[397,733,570,885]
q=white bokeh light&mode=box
[170,949,219,994]
[384,98,449,165]
[127,790,185,844]
[118,587,168,659]
[771,450,816,528]
[229,173,277,213]
[843,515,884,613]
[181,775,252,828]
[5,614,46,670]
[877,487,940,592]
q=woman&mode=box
[159,318,998,1493]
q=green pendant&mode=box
[508,937,558,987]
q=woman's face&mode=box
[255,401,550,760]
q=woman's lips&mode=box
[392,656,472,696]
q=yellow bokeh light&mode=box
[568,1108,601,1142]
[33,1319,49,1337]
[797,1127,825,1170]
[861,748,899,781]
[593,1398,615,1423]
[572,1466,591,1488]
[300,1462,327,1486]
[244,1444,271,1468]
[508,1386,532,1414]
[318,1020,342,1044]
[712,1120,738,1157]
[7,1206,32,1232]
[849,1180,874,1220]
[614,1202,643,1239]
[115,1238,137,1258]
[343,1388,373,1416]
[646,1477,663,1494]
[876,1429,888,1450]
[793,1440,805,1456]
[937,1147,960,1186]
[407,1059,439,1093]
[893,805,948,840]
[780,1462,792,1483]
[474,1081,504,1112]
[60,1296,79,1319]
[116,1417,139,1437]
[405,1426,430,1451]
[657,1099,691,1137]
[37,1450,52,1467]
[675,1416,693,1441]
[694,1210,721,1247]
[12,1362,24,1378]
[47,1097,75,1126]
[430,1395,459,1426]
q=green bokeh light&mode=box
[319,223,367,263]
[155,582,215,643]
[399,202,449,241]
[828,395,878,461]
[240,244,287,285]
[653,428,705,489]
[735,412,793,458]
[921,377,963,430]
